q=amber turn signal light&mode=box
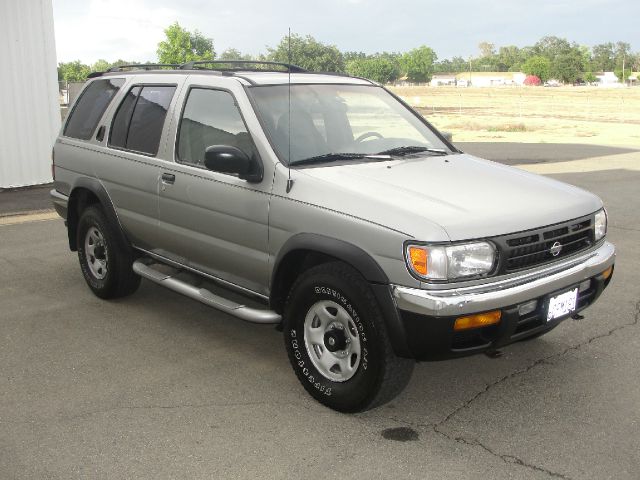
[408,246,428,276]
[601,266,613,280]
[454,310,502,331]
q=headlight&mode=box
[406,241,496,281]
[594,209,607,241]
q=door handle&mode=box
[161,173,176,184]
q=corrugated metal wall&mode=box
[0,0,60,188]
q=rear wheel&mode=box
[77,206,140,299]
[283,262,414,412]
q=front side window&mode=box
[249,84,450,165]
[109,85,176,156]
[64,78,124,140]
[177,88,256,167]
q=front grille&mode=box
[494,216,594,274]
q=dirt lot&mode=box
[391,86,640,147]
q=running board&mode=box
[132,260,281,324]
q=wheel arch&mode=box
[270,233,411,358]
[66,177,127,251]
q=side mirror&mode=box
[441,131,453,143]
[204,145,262,182]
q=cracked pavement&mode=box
[1,150,639,479]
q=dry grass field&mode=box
[391,86,640,146]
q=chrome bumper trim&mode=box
[392,241,615,317]
[50,189,69,220]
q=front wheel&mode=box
[283,262,414,412]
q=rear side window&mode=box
[109,86,141,149]
[109,85,176,156]
[64,78,124,140]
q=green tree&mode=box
[614,68,630,83]
[91,59,110,73]
[591,43,615,71]
[343,51,367,63]
[584,71,597,83]
[219,48,252,61]
[551,50,585,83]
[435,56,469,73]
[522,55,551,82]
[346,57,397,84]
[532,36,572,61]
[268,33,344,72]
[498,45,524,71]
[156,22,214,64]
[58,61,91,82]
[478,41,496,58]
[400,45,437,82]
[614,41,631,69]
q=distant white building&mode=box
[0,0,60,188]
[595,72,621,87]
[430,74,456,87]
[430,72,526,87]
[456,72,526,87]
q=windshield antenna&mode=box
[286,27,294,193]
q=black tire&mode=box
[283,262,414,412]
[76,205,140,299]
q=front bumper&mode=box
[391,241,615,360]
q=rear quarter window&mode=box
[64,78,124,140]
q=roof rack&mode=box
[87,64,181,78]
[107,64,181,72]
[179,60,307,73]
[85,60,312,80]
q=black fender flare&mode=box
[66,176,129,251]
[271,233,412,358]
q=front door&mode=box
[156,86,271,296]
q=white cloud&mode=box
[52,0,639,65]
[54,0,179,63]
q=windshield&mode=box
[248,84,450,165]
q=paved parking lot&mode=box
[1,145,639,479]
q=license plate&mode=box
[546,288,578,321]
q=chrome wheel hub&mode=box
[85,226,108,280]
[303,300,361,382]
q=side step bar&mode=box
[132,260,281,324]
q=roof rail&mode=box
[87,64,182,78]
[107,64,181,72]
[179,60,307,73]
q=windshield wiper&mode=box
[290,153,369,166]
[376,146,448,156]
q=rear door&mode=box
[155,80,273,296]
[92,76,185,249]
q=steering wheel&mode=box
[355,131,384,142]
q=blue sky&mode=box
[53,0,639,64]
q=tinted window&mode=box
[109,86,141,149]
[108,85,176,156]
[64,78,124,140]
[126,86,176,155]
[177,88,256,167]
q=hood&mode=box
[295,153,602,241]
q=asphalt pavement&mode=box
[1,145,639,479]
[0,183,53,216]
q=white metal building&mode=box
[0,0,60,188]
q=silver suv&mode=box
[51,61,615,412]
